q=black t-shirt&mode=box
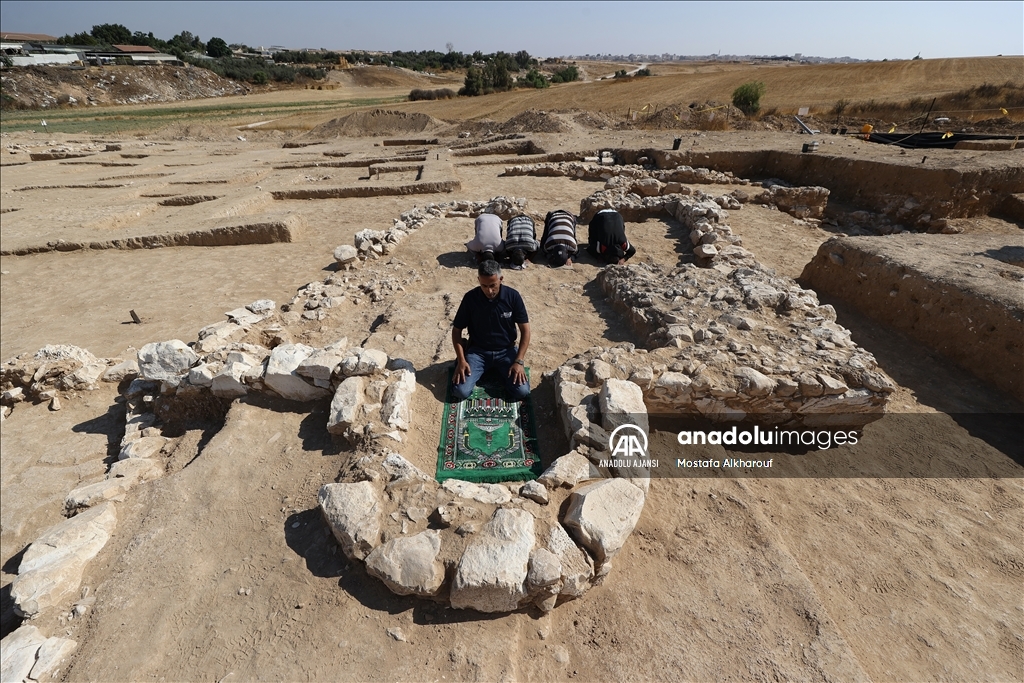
[453,285,529,351]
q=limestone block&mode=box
[108,457,164,484]
[381,369,416,430]
[210,361,249,398]
[556,381,592,408]
[450,508,535,613]
[545,523,594,598]
[588,359,615,383]
[519,480,549,504]
[138,340,198,384]
[11,503,117,618]
[0,626,48,683]
[188,362,217,388]
[339,348,389,377]
[334,244,358,264]
[245,299,276,315]
[118,436,168,460]
[817,373,849,395]
[527,548,562,591]
[694,243,718,259]
[64,478,131,514]
[441,479,512,505]
[537,450,602,489]
[564,479,645,566]
[381,452,430,486]
[734,367,776,398]
[365,530,444,597]
[296,343,349,384]
[60,361,107,390]
[196,321,247,353]
[30,634,78,681]
[327,376,364,435]
[318,481,382,560]
[101,358,139,383]
[264,344,330,402]
[598,378,649,433]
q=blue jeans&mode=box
[452,346,530,402]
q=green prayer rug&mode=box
[436,368,543,484]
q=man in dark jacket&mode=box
[451,260,531,401]
[587,209,636,265]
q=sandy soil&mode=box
[1,111,1022,682]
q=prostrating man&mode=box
[587,208,637,264]
[540,209,579,267]
[451,259,531,401]
[503,214,539,269]
[465,212,504,263]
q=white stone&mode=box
[441,479,513,505]
[0,626,46,683]
[2,387,24,403]
[365,530,444,597]
[64,478,130,514]
[30,634,78,681]
[138,340,198,384]
[339,348,389,377]
[188,362,216,387]
[450,508,535,613]
[327,376,364,435]
[101,358,139,383]
[11,503,117,618]
[318,482,381,560]
[118,435,167,460]
[564,479,645,566]
[545,523,595,598]
[537,451,602,489]
[817,373,849,395]
[555,381,592,408]
[264,344,330,402]
[0,628,77,680]
[381,369,416,430]
[598,379,649,433]
[381,452,430,486]
[734,367,776,397]
[527,548,562,590]
[520,480,549,504]
[694,243,719,258]
[210,361,250,398]
[246,299,276,315]
[196,321,247,353]
[61,361,107,390]
[108,457,164,484]
[296,344,349,383]
[333,244,359,264]
[224,307,264,326]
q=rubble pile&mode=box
[580,261,894,423]
[1,345,133,417]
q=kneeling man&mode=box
[451,260,531,401]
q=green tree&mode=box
[206,37,231,58]
[732,80,766,115]
[90,23,132,45]
[461,66,485,96]
[550,65,579,83]
[519,69,549,88]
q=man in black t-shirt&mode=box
[451,260,531,401]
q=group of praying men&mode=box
[465,209,637,269]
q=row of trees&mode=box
[52,23,321,85]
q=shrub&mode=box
[409,88,456,101]
[732,81,766,115]
[830,99,850,116]
[252,71,268,85]
[550,65,579,83]
[518,69,549,89]
[635,67,651,77]
[206,37,231,58]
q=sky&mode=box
[1,1,1021,60]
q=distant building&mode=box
[0,31,57,42]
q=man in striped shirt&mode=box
[503,214,539,269]
[541,210,579,267]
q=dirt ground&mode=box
[1,103,1022,682]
